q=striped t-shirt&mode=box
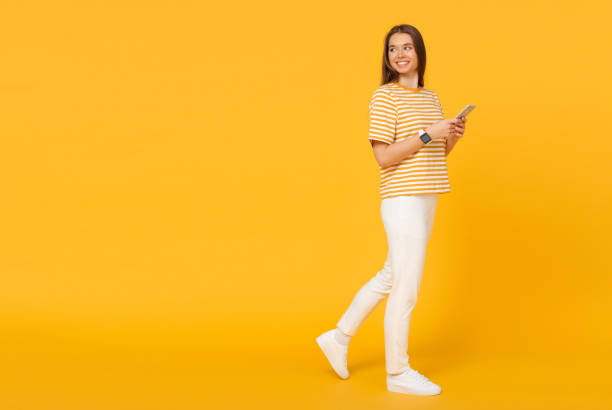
[368,81,451,199]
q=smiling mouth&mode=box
[396,61,410,66]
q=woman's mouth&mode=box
[396,61,410,67]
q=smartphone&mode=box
[455,104,476,119]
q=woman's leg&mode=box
[381,194,438,376]
[318,211,397,379]
[335,194,436,346]
[335,250,394,337]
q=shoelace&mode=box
[409,369,432,384]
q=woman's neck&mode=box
[396,73,419,88]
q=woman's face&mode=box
[388,33,418,75]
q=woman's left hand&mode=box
[453,117,466,139]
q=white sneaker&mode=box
[315,330,349,379]
[387,368,441,395]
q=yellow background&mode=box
[1,1,611,409]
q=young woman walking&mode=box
[316,24,467,396]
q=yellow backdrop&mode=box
[1,1,611,409]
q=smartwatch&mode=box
[418,129,432,145]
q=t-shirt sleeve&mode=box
[368,89,396,145]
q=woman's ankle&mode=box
[334,328,352,345]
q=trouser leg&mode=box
[336,250,393,336]
[381,194,438,375]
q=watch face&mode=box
[420,133,432,144]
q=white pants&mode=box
[336,194,438,375]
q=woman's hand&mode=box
[426,118,459,140]
[452,117,467,139]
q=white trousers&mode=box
[336,194,438,375]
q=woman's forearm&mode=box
[382,132,426,168]
[445,135,459,157]
[381,128,460,167]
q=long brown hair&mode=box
[381,24,427,87]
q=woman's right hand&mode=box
[426,119,458,140]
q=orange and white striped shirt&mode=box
[368,81,451,199]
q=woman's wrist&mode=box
[425,126,437,139]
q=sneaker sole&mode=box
[316,334,349,379]
[387,379,441,396]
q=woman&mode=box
[316,24,467,396]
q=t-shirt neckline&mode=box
[392,81,423,91]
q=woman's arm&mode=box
[372,120,457,168]
[445,135,459,157]
[371,133,426,168]
[445,117,466,157]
